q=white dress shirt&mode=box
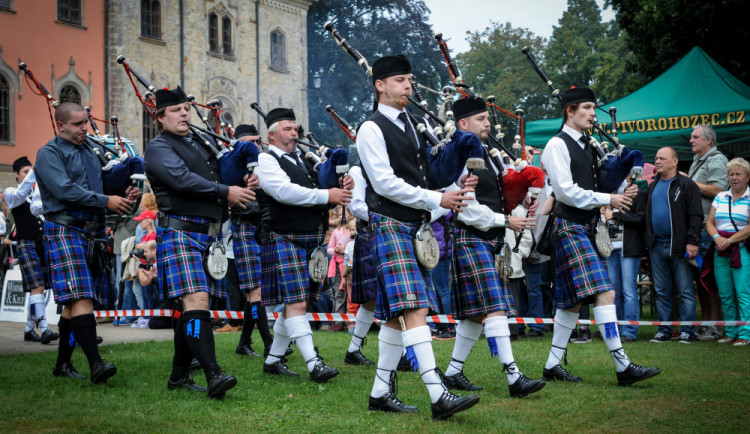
[541,124,610,210]
[3,169,36,209]
[453,150,508,231]
[257,144,329,206]
[348,165,369,221]
[357,104,442,213]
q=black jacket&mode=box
[645,173,703,256]
[612,189,647,257]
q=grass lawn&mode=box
[1,325,748,433]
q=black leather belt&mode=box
[159,215,221,236]
[46,213,104,233]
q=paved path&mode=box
[0,320,173,355]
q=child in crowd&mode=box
[340,219,358,331]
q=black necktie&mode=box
[286,152,303,166]
[80,146,103,194]
[397,112,418,149]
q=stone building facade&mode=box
[108,0,313,152]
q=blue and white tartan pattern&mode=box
[451,228,516,319]
[370,213,438,321]
[232,221,262,292]
[260,229,325,306]
[553,218,612,309]
[17,239,46,291]
[157,215,225,300]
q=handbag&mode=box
[308,246,328,283]
[413,222,439,270]
[535,212,556,256]
[203,240,228,280]
[594,220,613,259]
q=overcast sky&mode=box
[423,0,615,53]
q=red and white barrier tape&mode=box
[94,310,750,327]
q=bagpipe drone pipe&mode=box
[521,47,645,193]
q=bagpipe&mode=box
[115,56,260,189]
[432,35,546,212]
[521,47,645,193]
[323,22,484,190]
[250,102,348,191]
[19,60,146,202]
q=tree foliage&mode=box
[608,0,750,85]
[307,0,449,153]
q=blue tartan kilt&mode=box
[232,222,262,292]
[351,226,378,304]
[260,229,325,306]
[44,212,108,305]
[553,218,612,309]
[370,213,438,321]
[157,215,225,301]
[18,239,46,291]
[451,228,517,319]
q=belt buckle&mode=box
[84,221,99,234]
[207,222,221,237]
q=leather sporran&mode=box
[308,246,328,283]
[594,221,613,259]
[86,238,109,275]
[535,212,556,256]
[496,242,513,281]
[203,240,228,280]
[413,223,439,269]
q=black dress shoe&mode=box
[96,336,104,345]
[309,361,339,383]
[24,330,42,342]
[431,390,480,421]
[40,329,60,344]
[235,344,261,357]
[345,350,375,365]
[509,374,546,398]
[368,393,418,413]
[617,362,661,386]
[263,357,299,377]
[441,371,483,391]
[285,346,294,357]
[90,360,117,384]
[206,368,237,399]
[189,358,201,371]
[542,364,582,382]
[52,362,86,380]
[167,375,208,393]
[397,354,412,372]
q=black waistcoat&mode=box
[364,111,429,222]
[467,150,506,240]
[149,132,225,222]
[11,201,44,241]
[553,131,601,225]
[256,151,328,233]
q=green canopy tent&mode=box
[525,47,750,160]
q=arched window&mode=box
[222,15,233,56]
[270,29,287,70]
[58,0,81,25]
[208,12,219,53]
[142,108,158,147]
[59,84,81,105]
[0,74,10,141]
[141,0,161,39]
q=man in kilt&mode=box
[35,102,139,383]
[3,157,59,345]
[357,54,479,421]
[540,87,660,385]
[144,87,254,398]
[441,97,546,397]
[256,107,353,383]
[230,123,274,358]
[343,163,377,365]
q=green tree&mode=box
[307,0,449,153]
[457,22,553,127]
[608,0,750,84]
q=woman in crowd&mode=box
[705,158,750,346]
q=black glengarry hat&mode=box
[155,86,188,109]
[372,54,411,83]
[234,124,259,138]
[561,86,596,107]
[453,96,487,121]
[265,108,296,128]
[12,156,32,173]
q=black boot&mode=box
[206,364,237,399]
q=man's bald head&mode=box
[55,102,86,123]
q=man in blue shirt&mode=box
[35,102,140,383]
[645,147,703,344]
